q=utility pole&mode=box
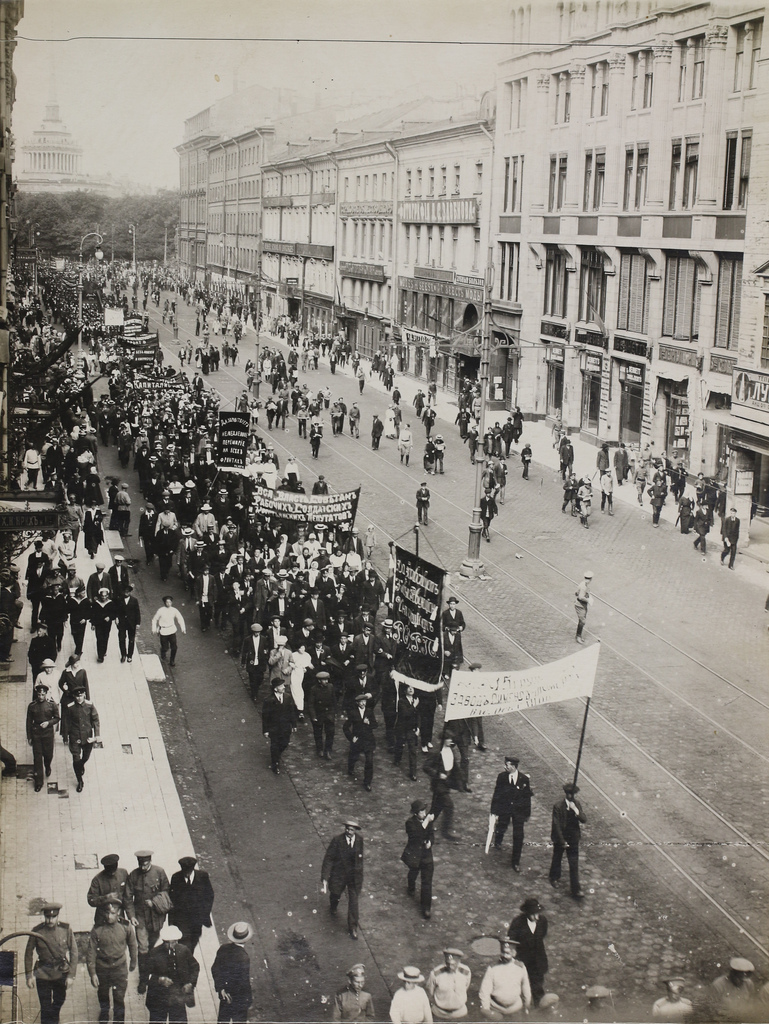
[459,246,493,578]
[164,225,168,265]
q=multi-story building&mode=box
[491,0,764,482]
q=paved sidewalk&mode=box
[0,540,220,1023]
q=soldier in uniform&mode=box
[88,854,129,925]
[490,756,532,872]
[24,902,78,1024]
[125,850,172,992]
[427,947,472,1020]
[332,963,376,1022]
[86,897,138,1023]
[26,681,60,792]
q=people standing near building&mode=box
[321,819,365,940]
[614,443,629,485]
[125,850,172,993]
[211,922,254,1024]
[389,966,433,1024]
[27,681,60,792]
[401,800,435,921]
[426,948,472,1020]
[86,897,137,1024]
[24,902,78,1024]
[490,755,532,872]
[332,963,376,1022]
[574,572,593,645]
[152,596,186,668]
[168,856,215,953]
[478,938,531,1020]
[60,685,99,792]
[144,924,199,1024]
[720,507,740,569]
[507,898,548,1007]
[548,782,586,899]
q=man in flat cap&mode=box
[490,755,532,872]
[709,958,756,1020]
[427,947,472,1019]
[401,800,435,920]
[507,898,548,1006]
[26,680,60,792]
[125,851,171,992]
[168,856,215,953]
[144,924,199,1024]
[549,782,587,899]
[24,902,78,1024]
[86,897,138,1023]
[478,938,531,1019]
[332,962,375,1022]
[88,855,129,925]
[652,976,693,1021]
[321,820,365,940]
[307,670,337,759]
[212,922,254,1024]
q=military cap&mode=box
[178,856,197,870]
[41,902,62,913]
[134,850,153,859]
[443,947,464,958]
[100,854,120,868]
[586,986,611,999]
[316,671,330,680]
[730,958,754,973]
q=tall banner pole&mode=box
[414,523,419,559]
[572,697,591,789]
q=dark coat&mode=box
[145,942,199,1013]
[490,770,532,819]
[261,691,298,740]
[401,814,434,870]
[343,706,376,752]
[321,833,364,892]
[551,796,586,845]
[211,943,252,1005]
[721,514,740,545]
[168,868,215,932]
[115,595,142,629]
[507,913,549,977]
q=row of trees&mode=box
[14,189,179,262]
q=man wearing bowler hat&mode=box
[88,854,129,925]
[549,782,587,899]
[321,820,365,940]
[427,948,472,1019]
[169,856,215,952]
[490,755,532,872]
[401,799,435,920]
[144,924,199,1024]
[212,922,254,1024]
[86,897,137,1023]
[24,902,78,1024]
[507,898,549,1006]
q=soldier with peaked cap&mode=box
[549,781,587,898]
[125,850,171,993]
[86,897,138,1024]
[652,976,693,1021]
[60,685,99,792]
[709,958,757,1020]
[321,820,365,940]
[332,963,376,1022]
[88,854,129,925]
[24,902,78,1024]
[168,856,215,952]
[27,680,60,792]
[212,923,254,1024]
[478,938,531,1019]
[427,947,472,1020]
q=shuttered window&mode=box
[714,257,743,349]
[617,253,649,334]
[663,255,700,341]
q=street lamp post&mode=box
[78,231,104,362]
[128,224,136,273]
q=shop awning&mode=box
[729,427,769,457]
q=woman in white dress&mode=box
[290,642,313,718]
[384,405,398,438]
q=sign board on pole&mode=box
[104,308,125,327]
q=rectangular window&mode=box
[635,146,649,209]
[750,21,762,88]
[555,74,561,122]
[580,248,607,323]
[669,141,682,209]
[590,64,597,117]
[631,53,639,109]
[504,157,511,211]
[439,227,445,266]
[473,227,481,269]
[404,225,411,264]
[601,64,609,115]
[583,152,593,212]
[643,50,654,107]
[549,156,557,212]
[428,167,435,196]
[734,25,745,90]
[475,162,484,193]
[662,255,700,341]
[454,164,461,194]
[714,257,743,349]
[762,295,769,368]
[416,168,423,195]
[372,173,378,198]
[691,37,705,98]
[544,246,568,317]
[498,241,520,302]
[406,169,412,196]
[739,132,752,207]
[415,226,422,265]
[678,43,687,102]
[682,140,699,208]
[557,156,568,210]
[723,132,738,209]
[427,227,433,265]
[512,156,522,211]
[364,175,369,199]
[451,227,459,267]
[623,149,634,211]
[563,75,571,121]
[617,253,650,334]
[440,165,447,195]
[356,175,361,199]
[593,152,605,209]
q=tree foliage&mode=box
[15,189,180,261]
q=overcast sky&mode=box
[13,0,514,191]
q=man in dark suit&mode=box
[720,507,740,569]
[211,922,253,1024]
[549,781,587,899]
[194,566,218,632]
[344,692,377,792]
[115,584,142,663]
[86,562,112,602]
[302,588,327,630]
[168,856,215,953]
[261,678,297,774]
[401,800,435,920]
[144,924,199,1023]
[393,685,421,781]
[241,623,269,702]
[108,555,131,596]
[350,622,376,672]
[490,755,532,872]
[507,897,549,1006]
[321,820,364,939]
[440,596,465,634]
[25,539,50,633]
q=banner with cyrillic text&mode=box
[217,412,250,469]
[392,546,445,687]
[250,485,360,528]
[444,642,600,721]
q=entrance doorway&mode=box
[581,373,601,432]
[547,362,564,417]
[619,382,643,444]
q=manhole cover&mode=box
[470,936,502,957]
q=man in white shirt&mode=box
[151,596,186,668]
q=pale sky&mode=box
[13,0,515,191]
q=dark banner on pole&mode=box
[392,545,445,686]
[217,412,250,468]
[250,486,360,528]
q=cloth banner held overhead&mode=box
[444,643,600,721]
[217,412,250,469]
[392,545,445,687]
[250,485,360,528]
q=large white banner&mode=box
[444,643,600,721]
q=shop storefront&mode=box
[728,367,769,555]
[546,345,565,417]
[618,361,645,445]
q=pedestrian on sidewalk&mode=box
[480,489,498,541]
[648,476,667,528]
[87,854,129,925]
[559,438,574,480]
[562,472,578,516]
[720,507,740,569]
[574,572,593,644]
[126,851,172,993]
[60,685,99,792]
[490,755,532,872]
[321,820,365,940]
[144,924,199,1024]
[401,800,435,920]
[371,414,384,450]
[521,443,532,480]
[212,922,254,1024]
[86,897,137,1024]
[27,681,60,791]
[344,691,376,792]
[116,583,141,662]
[24,902,78,1024]
[332,962,375,1022]
[416,483,431,525]
[599,471,614,515]
[577,479,593,529]
[168,856,215,953]
[91,587,117,663]
[614,442,629,485]
[152,596,186,667]
[635,459,648,506]
[548,782,586,899]
[349,403,361,438]
[693,504,710,554]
